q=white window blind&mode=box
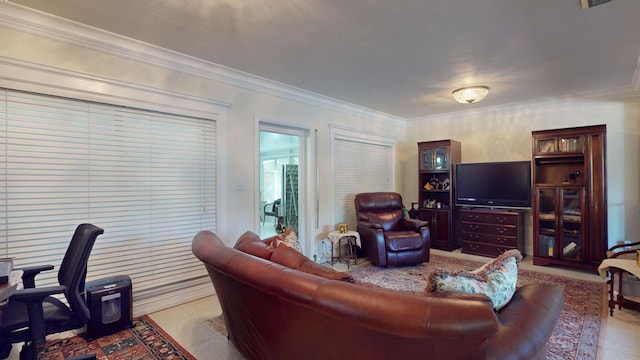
[0,89,215,300]
[334,138,392,229]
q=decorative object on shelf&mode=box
[441,178,450,190]
[408,203,418,219]
[425,199,436,208]
[337,223,348,234]
[452,86,489,104]
[424,182,433,190]
[429,176,440,190]
[436,202,442,209]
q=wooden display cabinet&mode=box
[417,140,461,251]
[460,208,525,257]
[532,125,607,272]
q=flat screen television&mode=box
[455,161,532,209]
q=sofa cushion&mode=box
[425,249,522,310]
[233,231,274,260]
[271,243,353,282]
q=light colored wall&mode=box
[0,5,406,256]
[403,98,640,255]
[1,3,638,261]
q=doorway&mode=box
[259,125,304,240]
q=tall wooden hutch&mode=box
[417,140,461,251]
[532,125,607,271]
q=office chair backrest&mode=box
[57,223,104,323]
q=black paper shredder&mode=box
[85,275,133,338]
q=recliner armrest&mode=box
[358,221,384,229]
[400,218,428,231]
[17,264,55,288]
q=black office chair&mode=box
[0,223,104,360]
[262,199,281,226]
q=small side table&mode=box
[327,230,361,269]
[598,258,640,316]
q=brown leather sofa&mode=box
[192,230,564,360]
[355,192,430,266]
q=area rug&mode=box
[348,254,606,360]
[39,315,195,360]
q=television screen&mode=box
[455,161,532,209]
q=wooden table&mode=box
[327,231,361,269]
[598,258,640,316]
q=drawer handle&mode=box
[469,225,479,231]
[496,227,506,234]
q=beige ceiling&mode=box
[9,0,640,119]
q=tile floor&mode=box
[7,249,640,360]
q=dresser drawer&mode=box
[461,222,517,237]
[461,241,512,258]
[460,211,518,225]
[461,232,517,247]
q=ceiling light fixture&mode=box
[452,86,489,104]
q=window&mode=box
[0,89,215,301]
[332,132,393,230]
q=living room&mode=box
[1,1,639,359]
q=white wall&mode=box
[1,2,638,263]
[403,98,640,255]
[0,3,406,257]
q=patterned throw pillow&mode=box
[425,249,522,310]
[274,227,303,253]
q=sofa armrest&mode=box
[488,283,564,359]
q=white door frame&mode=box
[257,120,314,256]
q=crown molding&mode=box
[0,56,230,120]
[0,2,406,127]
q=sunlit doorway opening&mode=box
[259,126,303,239]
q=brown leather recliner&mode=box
[355,192,430,266]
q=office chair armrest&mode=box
[16,264,55,288]
[9,285,66,302]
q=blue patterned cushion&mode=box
[425,249,522,310]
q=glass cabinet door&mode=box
[420,148,433,170]
[434,147,448,170]
[535,138,557,155]
[558,135,583,153]
[560,188,583,260]
[537,188,557,257]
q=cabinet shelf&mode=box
[532,125,607,272]
[417,140,461,251]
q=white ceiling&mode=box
[8,0,640,119]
